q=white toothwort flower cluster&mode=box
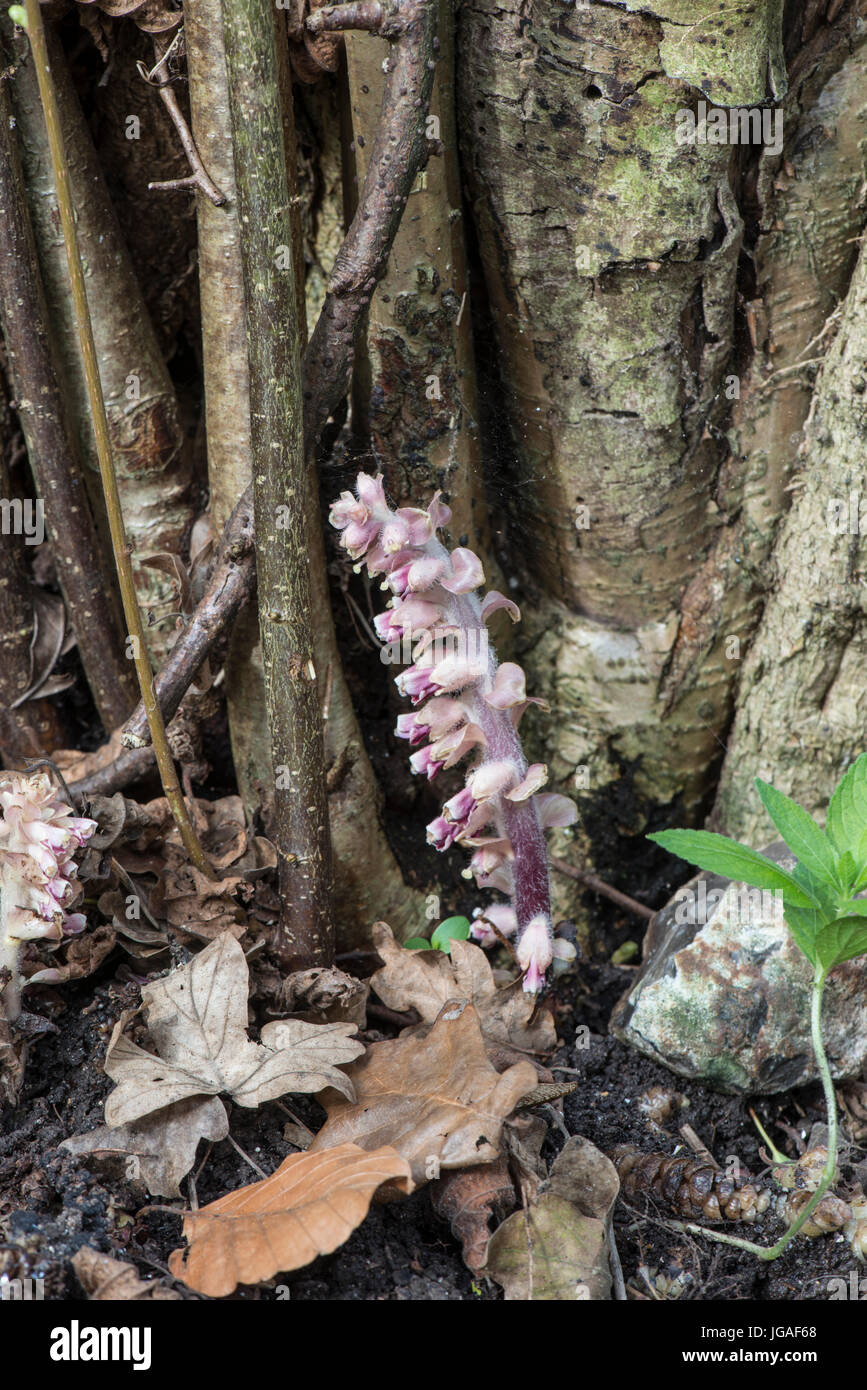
[0,772,96,1020]
[330,473,577,991]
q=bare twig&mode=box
[20,0,212,876]
[144,34,227,207]
[551,857,655,921]
[120,492,255,748]
[0,52,136,730]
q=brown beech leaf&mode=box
[62,1095,229,1197]
[72,1248,181,1301]
[310,999,537,1186]
[370,922,556,1054]
[104,933,364,1125]
[484,1136,620,1301]
[168,1142,411,1297]
[431,1157,517,1273]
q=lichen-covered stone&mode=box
[612,843,867,1095]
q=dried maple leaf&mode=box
[431,1157,516,1273]
[370,922,556,1055]
[62,1095,229,1198]
[484,1136,620,1301]
[168,1143,411,1297]
[104,934,365,1125]
[310,999,537,1186]
[72,1248,181,1301]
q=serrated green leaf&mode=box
[430,916,471,952]
[647,830,819,908]
[837,851,857,892]
[754,779,839,887]
[781,905,821,966]
[813,917,867,972]
[836,899,867,917]
[826,753,867,860]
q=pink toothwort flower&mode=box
[330,472,578,991]
[0,772,97,1021]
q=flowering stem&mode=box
[19,0,211,877]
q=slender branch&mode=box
[307,2,389,35]
[222,0,332,968]
[121,492,255,748]
[18,0,212,876]
[144,35,227,207]
[551,857,655,921]
[0,49,137,730]
[77,0,436,802]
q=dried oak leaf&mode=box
[310,999,537,1186]
[431,1157,517,1274]
[279,966,369,1027]
[484,1136,619,1301]
[168,1142,411,1298]
[149,863,247,942]
[26,923,116,986]
[104,933,364,1125]
[72,1248,181,1301]
[62,1095,229,1198]
[370,922,556,1054]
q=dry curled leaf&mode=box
[310,999,537,1186]
[431,1157,516,1273]
[72,1248,181,1301]
[26,923,116,987]
[104,933,364,1125]
[370,923,556,1054]
[484,1137,620,1301]
[168,1143,411,1297]
[279,966,369,1028]
[62,1095,229,1198]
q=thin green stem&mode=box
[671,965,838,1261]
[18,0,212,876]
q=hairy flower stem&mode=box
[18,0,211,877]
[441,578,550,930]
[676,966,838,1261]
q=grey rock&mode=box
[612,843,867,1095]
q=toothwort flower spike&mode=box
[330,474,577,991]
[0,772,97,1021]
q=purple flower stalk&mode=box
[0,772,97,1021]
[330,474,577,991]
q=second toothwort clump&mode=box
[330,473,576,991]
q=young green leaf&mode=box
[646,830,820,908]
[430,916,471,952]
[403,937,433,951]
[754,779,839,887]
[780,905,821,966]
[812,917,867,972]
[826,752,867,861]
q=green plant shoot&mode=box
[404,916,472,954]
[647,753,867,1260]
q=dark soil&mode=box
[1,950,862,1302]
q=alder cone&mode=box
[612,1145,770,1224]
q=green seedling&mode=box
[648,753,867,1260]
[404,915,472,954]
